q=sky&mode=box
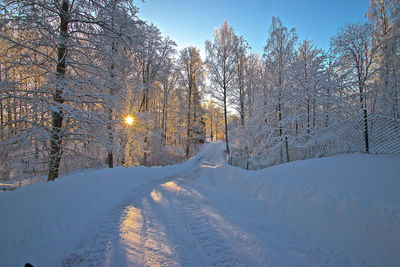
[135,0,369,58]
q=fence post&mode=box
[285,136,290,162]
[246,154,249,170]
[363,108,369,153]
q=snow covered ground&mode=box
[1,142,399,266]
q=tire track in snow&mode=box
[58,144,217,266]
[174,187,243,266]
[157,144,244,266]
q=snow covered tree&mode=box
[205,21,236,153]
[292,39,325,134]
[136,23,176,165]
[368,0,400,117]
[158,58,179,147]
[263,17,297,137]
[244,53,262,120]
[0,0,142,180]
[331,23,377,114]
[320,49,350,126]
[179,46,205,157]
[331,23,378,153]
[232,35,250,126]
[203,99,225,141]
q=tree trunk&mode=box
[161,101,167,146]
[186,80,192,158]
[239,63,245,126]
[107,107,114,168]
[107,38,117,168]
[48,0,69,181]
[210,115,213,141]
[306,97,310,134]
[240,86,245,126]
[278,89,282,137]
[0,64,3,139]
[223,87,229,153]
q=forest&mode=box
[0,0,399,182]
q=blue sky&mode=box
[135,0,369,57]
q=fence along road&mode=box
[230,113,400,170]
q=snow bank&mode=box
[226,153,400,265]
[0,143,212,267]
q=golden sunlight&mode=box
[161,181,182,192]
[125,115,134,126]
[150,189,162,203]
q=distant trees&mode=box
[203,99,225,141]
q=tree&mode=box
[179,46,205,157]
[0,0,142,180]
[244,53,261,120]
[368,0,400,117]
[232,35,250,126]
[331,23,378,153]
[205,21,236,153]
[331,23,377,113]
[158,58,179,147]
[292,39,324,133]
[263,17,297,137]
[320,49,349,126]
[137,23,176,165]
[203,99,224,141]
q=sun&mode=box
[125,115,134,126]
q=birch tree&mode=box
[232,35,250,126]
[205,21,236,153]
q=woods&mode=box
[0,0,211,181]
[231,1,399,156]
[0,0,399,181]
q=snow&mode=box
[1,142,399,266]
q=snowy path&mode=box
[2,142,400,266]
[59,143,351,266]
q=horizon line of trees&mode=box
[1,0,399,181]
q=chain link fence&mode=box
[229,113,400,170]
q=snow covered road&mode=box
[1,142,400,266]
[60,143,319,266]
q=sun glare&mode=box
[125,115,134,126]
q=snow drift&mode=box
[225,153,400,265]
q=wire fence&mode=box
[229,113,400,170]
